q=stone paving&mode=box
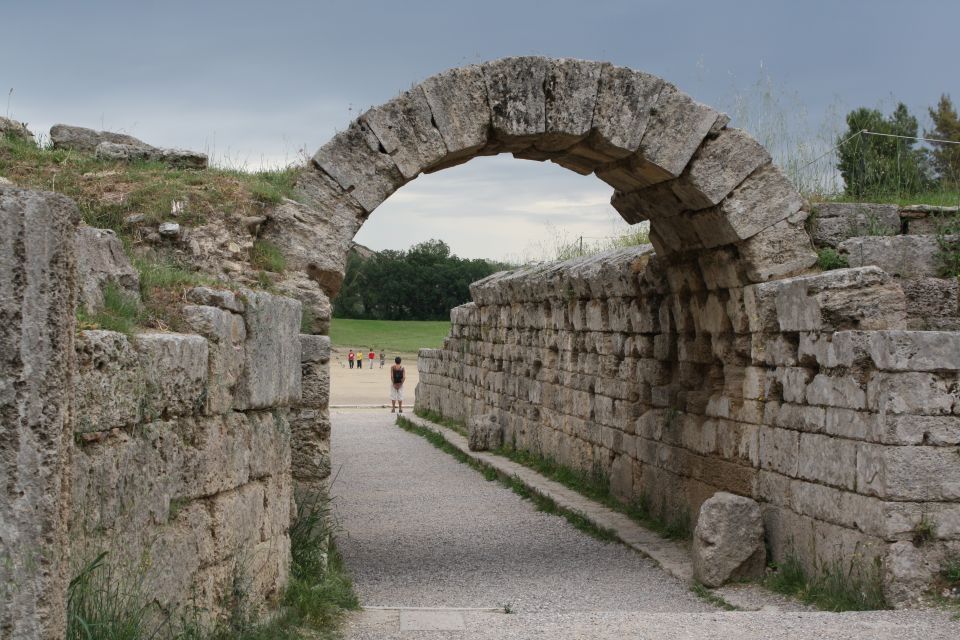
[331,409,960,638]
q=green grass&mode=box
[329,318,450,354]
[765,554,887,611]
[413,407,467,435]
[395,416,618,543]
[820,189,960,208]
[77,282,144,335]
[816,247,849,271]
[251,239,287,273]
[690,583,739,611]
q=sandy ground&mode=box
[330,348,420,406]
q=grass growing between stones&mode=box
[395,416,618,543]
[77,282,144,335]
[494,444,692,541]
[413,407,467,435]
[764,554,888,612]
[815,247,849,271]
[65,491,360,640]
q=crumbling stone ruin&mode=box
[3,56,960,637]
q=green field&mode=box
[328,318,451,353]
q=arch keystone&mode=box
[419,64,492,169]
[482,56,549,149]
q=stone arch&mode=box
[287,56,815,296]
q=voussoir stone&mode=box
[672,128,771,210]
[361,87,449,179]
[692,492,766,587]
[419,64,491,165]
[590,65,664,160]
[538,58,605,152]
[482,56,548,146]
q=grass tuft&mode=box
[765,553,888,611]
[690,583,739,611]
[251,239,287,273]
[77,282,144,335]
[816,247,849,271]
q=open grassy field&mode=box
[328,318,451,353]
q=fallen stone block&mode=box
[467,413,503,451]
[692,491,766,587]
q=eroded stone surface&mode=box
[75,225,140,313]
[693,492,765,587]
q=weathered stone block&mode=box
[866,371,956,415]
[301,334,331,364]
[234,290,302,410]
[692,492,765,587]
[134,332,209,420]
[539,58,604,151]
[420,64,491,164]
[75,225,139,313]
[901,277,959,331]
[634,84,721,184]
[361,88,448,179]
[311,120,406,213]
[182,305,245,415]
[797,433,857,489]
[736,218,817,282]
[857,444,960,500]
[673,128,771,210]
[810,203,901,247]
[589,65,664,161]
[839,234,942,277]
[482,56,548,145]
[74,330,143,431]
[467,413,503,451]
[187,286,245,313]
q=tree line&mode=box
[332,239,508,320]
[837,94,960,197]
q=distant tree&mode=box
[927,94,960,185]
[836,103,931,198]
[332,239,507,321]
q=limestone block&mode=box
[634,84,721,184]
[234,290,302,410]
[810,203,901,247]
[467,413,503,451]
[865,330,960,371]
[673,128,771,210]
[311,119,406,213]
[291,408,331,483]
[690,164,804,248]
[857,443,960,500]
[75,226,140,313]
[248,410,292,481]
[806,373,867,410]
[589,65,664,160]
[361,87,448,179]
[419,64,491,163]
[0,186,78,640]
[736,218,817,283]
[884,540,944,608]
[758,426,799,476]
[692,492,766,587]
[879,414,960,446]
[275,271,332,334]
[187,286,245,313]
[901,277,959,331]
[74,330,143,431]
[539,58,605,151]
[289,168,369,296]
[797,433,857,489]
[866,371,955,415]
[181,305,246,415]
[839,234,942,277]
[301,359,330,409]
[50,123,143,152]
[482,56,548,145]
[745,267,906,333]
[210,481,266,562]
[133,332,208,420]
[301,334,331,364]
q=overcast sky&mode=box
[4,1,957,259]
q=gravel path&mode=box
[330,409,713,613]
[331,409,959,638]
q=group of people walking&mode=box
[347,348,384,370]
[346,349,406,412]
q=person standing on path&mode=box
[356,349,362,369]
[368,348,375,370]
[379,351,385,368]
[390,356,406,413]
[347,350,355,369]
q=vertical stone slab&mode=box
[0,186,78,639]
[233,290,302,410]
[292,335,331,489]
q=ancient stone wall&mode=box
[1,185,315,636]
[70,286,302,624]
[417,246,960,606]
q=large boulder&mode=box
[692,492,766,587]
[75,226,140,313]
[467,413,503,451]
